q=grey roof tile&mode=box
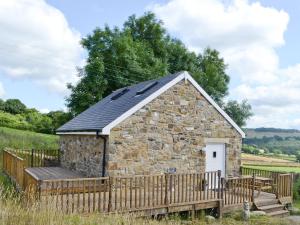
[57,72,183,132]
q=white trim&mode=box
[56,132,97,135]
[100,71,245,137]
[183,72,245,138]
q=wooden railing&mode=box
[2,150,25,188]
[222,176,254,206]
[27,171,221,213]
[241,166,293,201]
[2,149,293,214]
[241,166,280,180]
[3,148,60,168]
[277,173,293,200]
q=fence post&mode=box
[108,177,112,212]
[217,170,221,199]
[290,173,294,198]
[276,174,280,199]
[31,149,34,167]
[37,180,42,201]
[251,173,255,203]
[164,173,169,207]
[221,177,225,208]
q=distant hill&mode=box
[246,127,300,138]
[244,127,300,155]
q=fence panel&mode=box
[4,148,60,167]
[30,172,221,214]
[277,173,293,199]
[222,176,254,206]
[40,177,109,213]
[241,166,280,194]
[2,150,25,188]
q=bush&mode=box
[0,111,32,130]
[293,177,300,201]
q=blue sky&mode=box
[0,0,300,128]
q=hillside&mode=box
[244,127,300,156]
[0,126,58,151]
[246,127,300,138]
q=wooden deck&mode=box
[25,167,85,181]
[2,149,294,217]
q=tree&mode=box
[47,111,72,133]
[196,48,229,105]
[296,152,300,162]
[67,12,252,126]
[0,99,5,111]
[4,99,26,114]
[223,100,253,127]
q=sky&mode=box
[0,0,300,128]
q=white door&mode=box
[205,143,226,177]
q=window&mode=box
[213,151,217,158]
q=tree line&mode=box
[66,12,252,127]
[0,98,71,134]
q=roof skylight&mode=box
[111,88,129,100]
[136,81,158,95]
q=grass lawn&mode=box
[0,126,58,151]
[243,165,300,173]
[0,126,59,185]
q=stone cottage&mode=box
[57,71,245,177]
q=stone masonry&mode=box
[60,135,105,177]
[60,80,242,177]
[107,80,242,176]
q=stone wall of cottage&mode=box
[59,135,105,177]
[108,80,242,177]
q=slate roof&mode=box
[57,72,183,133]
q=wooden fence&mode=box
[241,166,293,201]
[2,150,25,187]
[2,148,60,189]
[2,150,293,215]
[222,176,254,206]
[34,171,221,213]
[3,148,60,168]
[277,173,293,199]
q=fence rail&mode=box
[222,176,254,206]
[277,173,293,199]
[2,150,293,215]
[3,148,60,167]
[26,171,222,214]
[2,150,25,187]
[241,166,293,200]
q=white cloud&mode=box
[0,0,83,94]
[39,108,50,114]
[151,0,300,128]
[0,82,5,97]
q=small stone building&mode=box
[57,71,244,177]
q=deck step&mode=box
[267,210,289,217]
[254,199,278,207]
[254,197,289,217]
[257,204,284,213]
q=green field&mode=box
[0,126,58,151]
[244,165,300,173]
[0,126,59,186]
